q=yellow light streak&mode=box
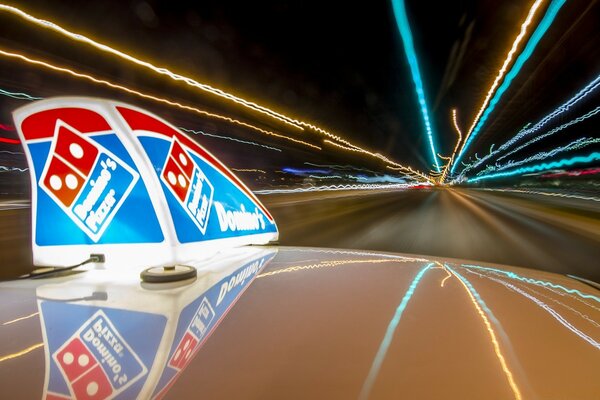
[461,0,546,155]
[324,140,431,181]
[0,48,321,151]
[0,4,434,180]
[2,312,39,326]
[0,343,43,363]
[448,267,523,400]
[257,258,419,278]
[0,4,306,131]
[440,108,464,183]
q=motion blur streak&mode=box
[453,0,568,174]
[461,264,600,303]
[0,137,19,144]
[447,266,523,400]
[390,0,440,172]
[483,275,600,350]
[0,4,305,130]
[0,343,43,363]
[255,183,422,194]
[469,152,600,182]
[464,0,546,144]
[2,312,38,326]
[230,168,267,174]
[0,166,27,172]
[179,128,283,152]
[323,140,430,181]
[0,48,321,150]
[461,74,600,177]
[479,188,600,203]
[359,263,433,400]
[441,108,463,182]
[257,258,421,278]
[478,137,600,175]
[497,106,600,161]
[0,124,14,131]
[0,87,41,101]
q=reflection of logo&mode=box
[161,137,214,234]
[40,121,138,242]
[52,310,147,399]
[168,298,215,371]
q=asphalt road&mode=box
[1,188,599,282]
[260,188,600,283]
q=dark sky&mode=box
[1,0,599,176]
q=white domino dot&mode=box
[168,171,177,185]
[178,153,188,166]
[183,338,191,350]
[174,349,181,361]
[87,381,99,396]
[49,175,62,191]
[65,174,78,190]
[178,174,187,188]
[69,143,84,159]
[78,354,90,367]
[62,352,74,365]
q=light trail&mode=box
[0,87,42,101]
[390,0,440,172]
[459,74,600,178]
[447,266,522,400]
[0,137,20,144]
[477,137,600,176]
[461,264,600,303]
[441,108,464,183]
[0,47,322,150]
[496,106,600,161]
[0,343,43,363]
[2,312,39,326]
[477,188,600,203]
[179,127,283,152]
[0,166,28,172]
[359,263,433,400]
[230,168,266,174]
[0,123,15,131]
[254,183,424,194]
[541,167,600,178]
[464,0,546,146]
[257,258,421,278]
[469,152,600,182]
[0,4,414,173]
[453,0,568,174]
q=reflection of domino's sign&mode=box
[217,258,265,305]
[52,310,147,399]
[161,137,214,234]
[168,298,215,371]
[40,121,138,242]
[215,202,265,232]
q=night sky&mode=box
[0,0,599,183]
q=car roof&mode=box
[0,246,598,399]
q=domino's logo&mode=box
[39,120,138,242]
[168,297,215,371]
[161,137,214,234]
[52,310,147,399]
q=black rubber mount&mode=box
[140,265,197,283]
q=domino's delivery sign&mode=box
[13,98,278,268]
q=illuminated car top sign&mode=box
[13,97,278,268]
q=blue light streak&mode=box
[281,167,331,175]
[359,263,433,400]
[453,0,568,174]
[469,152,600,182]
[391,0,440,172]
[0,87,41,101]
[461,264,600,303]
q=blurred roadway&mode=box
[260,188,600,283]
[0,188,598,282]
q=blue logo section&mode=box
[70,153,136,240]
[139,136,277,244]
[152,251,275,397]
[40,301,166,400]
[28,133,164,245]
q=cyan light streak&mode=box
[469,152,600,182]
[477,137,600,176]
[179,127,282,152]
[391,0,440,172]
[453,0,568,174]
[461,264,600,303]
[0,87,41,101]
[281,167,331,175]
[460,74,600,178]
[497,106,600,161]
[359,263,433,400]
